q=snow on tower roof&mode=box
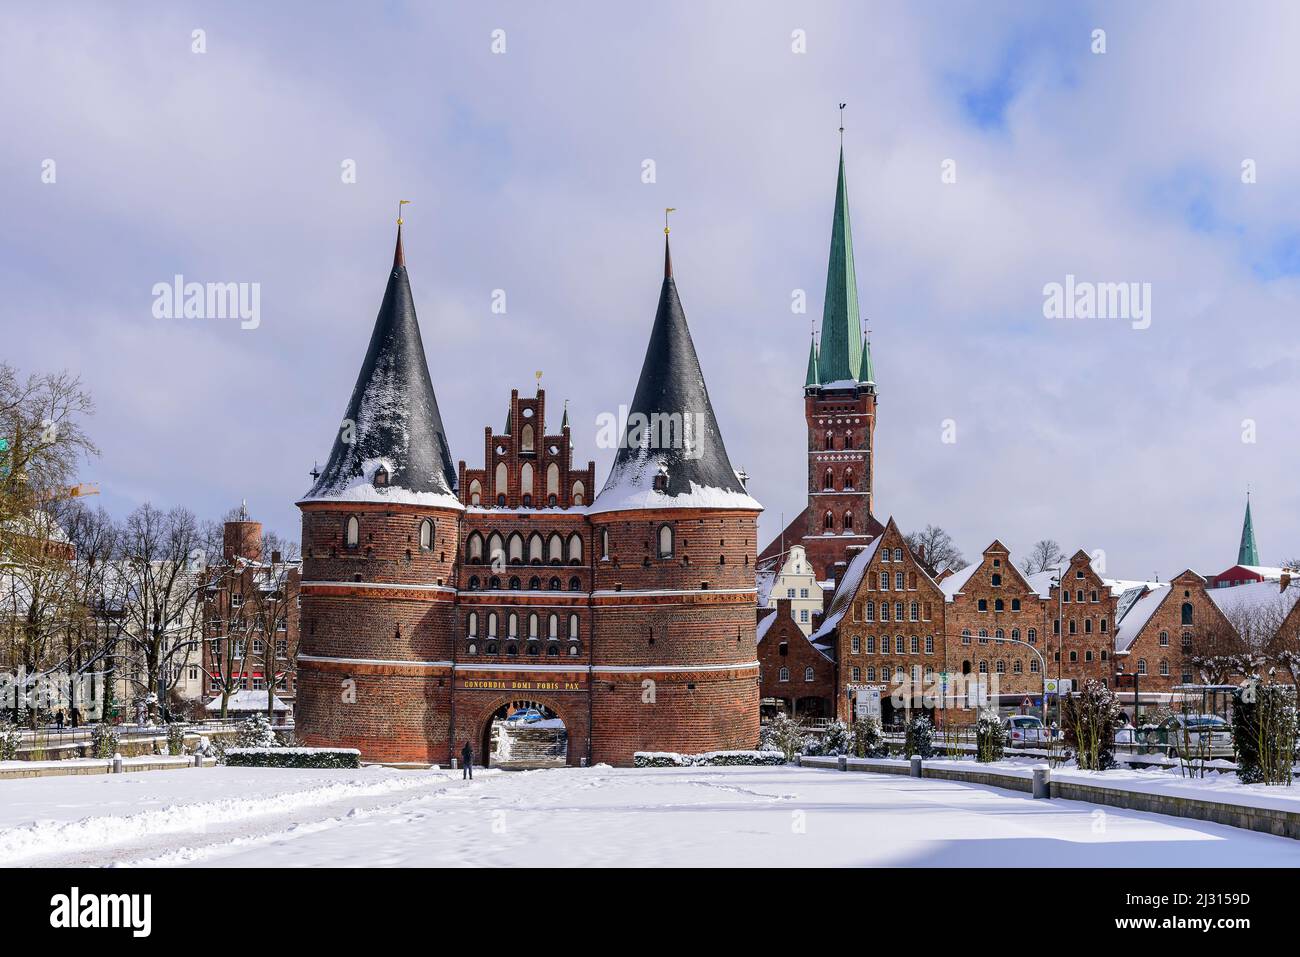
[591,236,761,514]
[299,226,461,511]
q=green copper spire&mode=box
[859,333,874,384]
[1238,494,1260,566]
[804,336,820,387]
[816,146,863,384]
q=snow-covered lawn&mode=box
[3,764,1300,867]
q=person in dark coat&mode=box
[70,707,80,728]
[461,740,473,779]
[55,710,65,730]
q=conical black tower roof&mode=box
[301,227,459,506]
[592,237,760,513]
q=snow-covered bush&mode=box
[0,721,19,761]
[633,750,787,768]
[1062,680,1120,771]
[166,722,187,756]
[759,714,808,762]
[975,709,1006,763]
[1233,680,1297,786]
[224,747,361,769]
[851,715,885,758]
[818,720,852,757]
[90,723,119,759]
[233,713,277,749]
[904,715,934,758]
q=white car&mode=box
[1143,714,1234,758]
[1002,715,1057,746]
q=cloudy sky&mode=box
[4,1,1300,580]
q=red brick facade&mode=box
[296,389,760,766]
[757,598,836,718]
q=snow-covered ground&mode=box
[3,764,1299,867]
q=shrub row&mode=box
[633,750,788,768]
[223,747,361,769]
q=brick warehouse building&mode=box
[294,226,761,766]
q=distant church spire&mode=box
[804,332,820,388]
[816,118,864,385]
[1238,492,1260,566]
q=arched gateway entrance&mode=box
[481,699,568,769]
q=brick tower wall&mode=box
[295,501,461,764]
[589,508,760,764]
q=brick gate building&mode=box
[294,226,761,766]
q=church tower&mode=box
[762,141,881,582]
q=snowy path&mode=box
[3,764,1300,867]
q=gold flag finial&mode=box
[535,370,543,382]
[397,199,411,225]
[664,207,677,236]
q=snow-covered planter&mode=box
[0,721,19,761]
[759,713,809,762]
[904,716,934,758]
[633,750,787,768]
[223,747,362,769]
[1233,680,1297,786]
[1063,679,1121,771]
[90,723,119,759]
[166,722,187,757]
[975,709,1006,763]
[817,720,852,757]
[850,715,886,758]
[233,713,277,749]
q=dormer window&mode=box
[653,466,669,492]
[373,466,389,488]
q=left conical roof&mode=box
[592,236,760,513]
[300,225,460,508]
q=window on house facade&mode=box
[779,667,789,682]
[658,525,674,558]
[345,516,359,548]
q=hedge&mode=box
[633,750,788,768]
[223,747,361,769]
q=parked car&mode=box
[1003,715,1058,746]
[1142,714,1234,758]
[506,707,544,724]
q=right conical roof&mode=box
[591,236,760,513]
[300,226,460,508]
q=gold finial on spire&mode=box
[397,199,411,225]
[664,207,677,235]
[535,370,543,383]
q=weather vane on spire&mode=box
[664,207,677,235]
[397,199,411,225]
[839,102,846,143]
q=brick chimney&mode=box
[1282,570,1292,592]
[776,596,793,621]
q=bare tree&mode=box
[114,504,207,722]
[1020,539,1065,576]
[904,525,965,574]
